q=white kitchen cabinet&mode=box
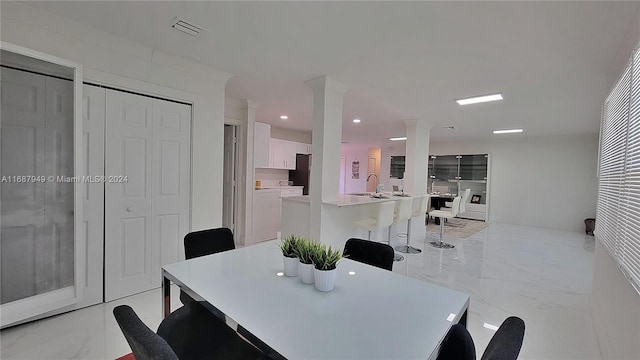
[254,122,271,168]
[269,139,296,169]
[296,142,312,155]
[252,187,303,243]
[253,189,282,242]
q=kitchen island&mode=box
[281,193,426,250]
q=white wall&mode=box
[1,3,232,231]
[271,126,312,144]
[589,242,640,359]
[430,134,598,232]
[340,146,370,194]
[382,134,599,232]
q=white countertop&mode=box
[324,193,410,207]
[255,185,304,190]
[163,241,469,360]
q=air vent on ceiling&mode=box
[171,17,204,37]
[443,126,456,131]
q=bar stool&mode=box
[388,197,412,261]
[354,201,396,241]
[396,195,428,254]
[429,196,461,249]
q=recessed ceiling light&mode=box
[280,115,288,120]
[493,129,523,134]
[353,119,361,123]
[456,93,503,105]
[389,137,407,141]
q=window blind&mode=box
[596,47,640,294]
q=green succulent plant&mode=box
[311,243,342,271]
[279,234,301,258]
[294,238,320,264]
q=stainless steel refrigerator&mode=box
[289,154,311,195]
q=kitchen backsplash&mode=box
[255,168,289,186]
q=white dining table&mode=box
[162,241,469,360]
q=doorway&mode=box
[223,124,238,235]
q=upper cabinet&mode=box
[296,142,312,155]
[254,122,311,169]
[254,122,271,168]
[269,139,296,170]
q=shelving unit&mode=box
[428,154,490,221]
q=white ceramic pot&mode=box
[283,255,299,276]
[299,262,315,284]
[313,268,337,292]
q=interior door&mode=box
[152,98,191,275]
[78,84,105,307]
[222,125,236,234]
[1,60,81,327]
[104,90,154,301]
[1,68,47,305]
[105,89,191,301]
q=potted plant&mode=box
[311,243,342,292]
[294,239,318,284]
[280,235,300,276]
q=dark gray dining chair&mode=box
[180,227,235,306]
[343,238,394,271]
[113,305,179,360]
[436,316,525,360]
[114,303,264,360]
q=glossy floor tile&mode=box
[1,223,600,359]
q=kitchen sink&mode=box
[348,193,371,196]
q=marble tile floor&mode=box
[1,223,600,359]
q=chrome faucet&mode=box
[366,173,378,183]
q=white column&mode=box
[239,99,258,246]
[306,76,349,240]
[404,119,432,242]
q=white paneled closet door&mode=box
[0,66,80,326]
[104,89,190,301]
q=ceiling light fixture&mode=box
[280,115,288,120]
[353,119,361,123]
[456,93,503,105]
[389,137,407,141]
[493,129,523,134]
[171,17,204,37]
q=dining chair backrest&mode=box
[459,189,471,214]
[413,195,430,217]
[451,196,462,217]
[184,227,235,260]
[343,238,394,271]
[480,316,525,360]
[181,227,235,305]
[377,201,396,229]
[113,305,178,360]
[436,324,476,360]
[394,197,413,222]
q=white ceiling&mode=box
[27,1,640,146]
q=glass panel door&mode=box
[459,154,488,180]
[0,48,81,327]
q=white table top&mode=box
[162,242,469,360]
